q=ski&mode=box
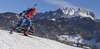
[23,35,33,38]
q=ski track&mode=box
[0,30,83,49]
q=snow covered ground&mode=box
[0,30,83,49]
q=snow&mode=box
[62,8,75,16]
[74,11,94,20]
[58,34,96,45]
[58,34,82,43]
[0,30,83,49]
[51,18,56,21]
[59,8,94,20]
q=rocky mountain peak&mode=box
[34,7,96,21]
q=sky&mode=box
[0,0,100,18]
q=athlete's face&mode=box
[32,11,35,14]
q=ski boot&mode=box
[24,30,28,36]
[10,29,15,34]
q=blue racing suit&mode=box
[15,16,31,31]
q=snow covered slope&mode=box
[0,30,83,49]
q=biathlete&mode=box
[11,8,37,36]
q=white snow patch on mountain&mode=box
[74,11,94,19]
[58,34,96,45]
[60,8,94,20]
[0,30,83,49]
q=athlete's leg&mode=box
[26,19,31,31]
[15,18,26,30]
[11,18,26,34]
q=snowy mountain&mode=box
[0,30,83,49]
[33,8,96,21]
